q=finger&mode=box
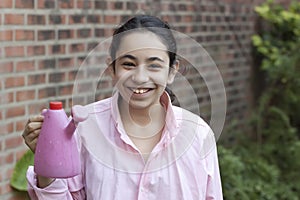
[27,137,38,153]
[27,122,43,132]
[24,129,40,152]
[28,115,44,123]
[25,129,41,141]
[23,122,43,138]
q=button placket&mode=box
[137,161,152,199]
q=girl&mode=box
[22,15,223,199]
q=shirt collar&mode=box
[111,91,179,142]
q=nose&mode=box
[131,66,149,83]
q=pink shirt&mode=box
[27,92,223,199]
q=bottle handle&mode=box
[71,105,88,123]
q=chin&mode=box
[127,99,155,110]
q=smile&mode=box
[130,88,152,94]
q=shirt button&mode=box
[141,187,147,193]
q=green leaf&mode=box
[251,35,263,47]
[255,4,270,16]
[10,150,34,191]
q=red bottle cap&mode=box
[49,102,63,110]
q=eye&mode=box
[122,62,136,69]
[148,64,162,70]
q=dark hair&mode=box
[109,15,177,68]
[109,15,178,103]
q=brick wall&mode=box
[0,0,273,199]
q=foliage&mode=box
[218,141,299,200]
[10,150,34,191]
[251,0,300,195]
[219,0,300,199]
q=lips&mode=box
[128,87,153,94]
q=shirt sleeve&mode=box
[26,166,86,200]
[205,144,223,200]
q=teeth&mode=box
[133,89,148,94]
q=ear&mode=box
[106,57,115,78]
[167,60,179,84]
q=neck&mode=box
[119,98,164,126]
[118,96,167,156]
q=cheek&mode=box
[113,69,132,87]
[154,71,170,86]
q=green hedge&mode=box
[219,1,300,199]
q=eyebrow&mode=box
[118,54,137,61]
[118,54,165,63]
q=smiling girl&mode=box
[22,15,223,199]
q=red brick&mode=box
[5,46,25,57]
[28,102,47,115]
[95,1,106,9]
[59,0,74,8]
[0,30,13,41]
[0,122,13,135]
[87,15,101,23]
[5,77,25,88]
[49,44,66,55]
[0,0,12,8]
[1,92,14,104]
[77,0,93,9]
[15,119,27,132]
[38,59,56,69]
[95,28,104,37]
[59,84,73,95]
[38,87,57,98]
[28,74,46,85]
[77,82,93,93]
[28,14,46,25]
[106,1,115,9]
[27,45,46,56]
[38,0,55,9]
[69,14,85,24]
[104,15,119,24]
[58,30,74,39]
[0,62,13,73]
[68,69,84,81]
[0,152,14,165]
[58,57,74,68]
[183,15,193,23]
[15,0,34,9]
[49,72,67,83]
[77,28,91,38]
[0,182,13,195]
[69,43,85,53]
[49,14,67,24]
[4,14,24,25]
[16,90,35,102]
[87,42,98,51]
[113,2,124,10]
[38,30,55,41]
[6,106,25,118]
[16,60,35,72]
[104,28,114,37]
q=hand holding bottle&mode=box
[22,114,44,153]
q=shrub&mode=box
[219,0,300,199]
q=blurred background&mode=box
[1,0,299,199]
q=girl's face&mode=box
[111,31,177,110]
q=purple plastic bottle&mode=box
[34,102,88,178]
